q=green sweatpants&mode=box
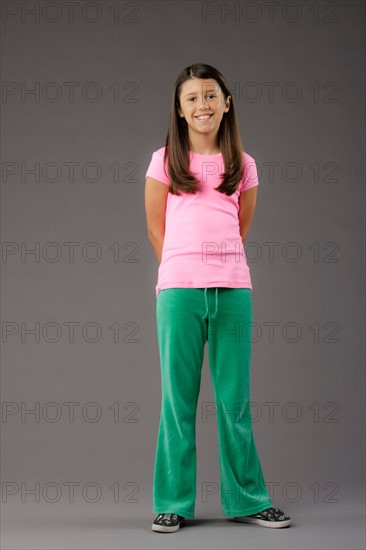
[153,287,273,519]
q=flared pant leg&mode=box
[153,289,208,519]
[207,288,273,516]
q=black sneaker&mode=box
[233,506,292,528]
[152,513,186,533]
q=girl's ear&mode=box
[176,100,182,118]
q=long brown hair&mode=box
[163,63,245,196]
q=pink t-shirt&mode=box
[145,146,259,297]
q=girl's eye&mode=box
[188,94,216,101]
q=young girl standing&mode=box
[144,63,292,533]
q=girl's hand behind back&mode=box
[145,176,169,263]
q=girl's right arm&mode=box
[144,177,169,263]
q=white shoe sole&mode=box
[233,516,292,528]
[151,521,184,533]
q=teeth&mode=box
[196,114,212,120]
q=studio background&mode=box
[2,1,364,549]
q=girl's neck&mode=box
[188,136,221,156]
[190,148,222,156]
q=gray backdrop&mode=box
[2,0,365,549]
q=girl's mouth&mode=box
[194,114,213,122]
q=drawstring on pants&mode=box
[201,287,219,320]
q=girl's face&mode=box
[177,77,230,136]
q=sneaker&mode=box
[152,513,186,533]
[233,506,292,528]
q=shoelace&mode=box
[251,507,289,521]
[156,513,180,525]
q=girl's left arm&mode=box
[238,186,258,245]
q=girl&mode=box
[144,63,292,533]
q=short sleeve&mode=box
[239,155,259,192]
[145,150,170,186]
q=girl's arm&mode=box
[144,177,169,263]
[238,186,258,245]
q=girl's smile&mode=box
[194,113,214,123]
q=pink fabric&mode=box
[145,147,259,297]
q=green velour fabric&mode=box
[153,287,273,519]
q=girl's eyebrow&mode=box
[184,90,216,97]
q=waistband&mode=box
[202,287,219,320]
